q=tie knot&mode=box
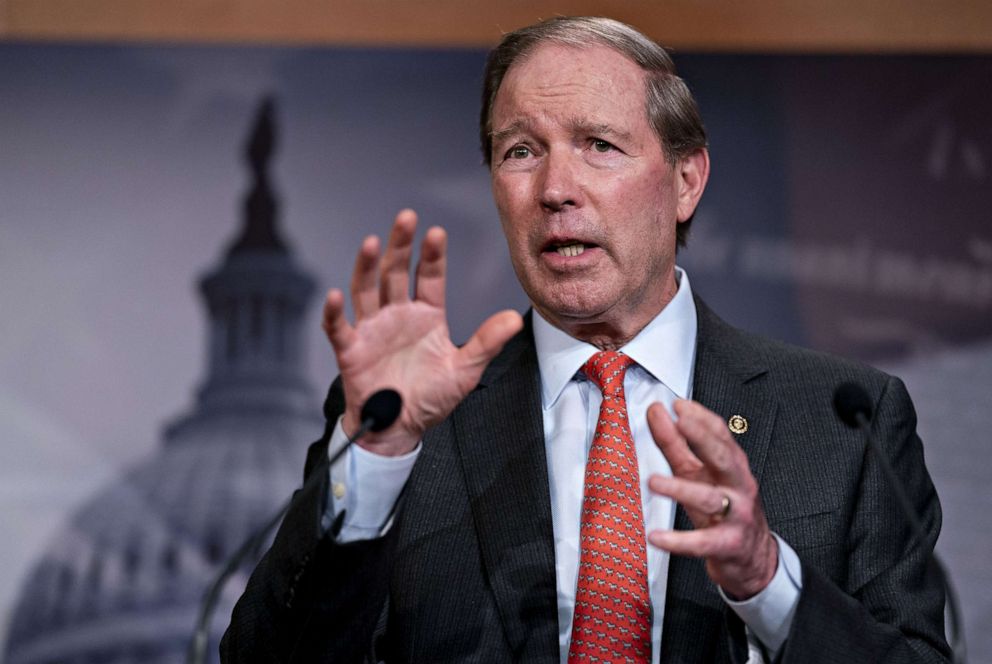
[582,351,635,396]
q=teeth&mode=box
[555,243,586,257]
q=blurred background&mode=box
[1,1,990,662]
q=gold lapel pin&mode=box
[728,415,748,435]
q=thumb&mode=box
[458,310,524,371]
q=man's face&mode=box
[489,43,707,340]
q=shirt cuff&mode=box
[719,533,803,659]
[322,417,421,541]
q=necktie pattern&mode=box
[568,351,651,663]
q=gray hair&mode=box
[480,16,708,246]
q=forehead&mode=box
[491,42,650,132]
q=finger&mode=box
[648,474,732,519]
[647,402,704,477]
[415,226,447,308]
[648,527,728,558]
[673,400,749,488]
[351,235,381,320]
[321,288,356,353]
[379,209,418,305]
[457,310,524,374]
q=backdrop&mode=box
[1,43,989,661]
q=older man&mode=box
[222,17,948,663]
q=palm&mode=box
[322,211,522,455]
[337,301,476,439]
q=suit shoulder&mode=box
[697,301,899,397]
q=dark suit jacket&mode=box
[221,298,950,663]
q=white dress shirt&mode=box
[326,268,802,662]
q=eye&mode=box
[591,139,615,153]
[506,145,532,160]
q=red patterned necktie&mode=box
[568,351,651,663]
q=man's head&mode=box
[481,16,708,248]
[483,17,710,347]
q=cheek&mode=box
[493,180,533,245]
[605,168,666,209]
[492,177,514,217]
[494,209,529,267]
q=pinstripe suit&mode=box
[222,298,949,663]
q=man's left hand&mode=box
[646,399,778,600]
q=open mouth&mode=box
[545,240,596,257]
[555,242,586,257]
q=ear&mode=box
[675,148,710,223]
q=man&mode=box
[222,17,948,663]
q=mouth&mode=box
[543,240,598,258]
[554,242,587,257]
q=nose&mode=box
[538,149,582,212]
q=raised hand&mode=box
[321,209,523,457]
[645,400,778,599]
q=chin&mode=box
[523,274,618,320]
[534,295,611,324]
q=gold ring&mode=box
[716,494,731,520]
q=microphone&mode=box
[187,388,403,664]
[361,388,403,431]
[833,382,873,429]
[832,382,966,663]
[327,388,403,467]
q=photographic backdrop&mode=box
[1,43,990,662]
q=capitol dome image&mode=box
[3,98,324,664]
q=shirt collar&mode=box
[533,267,698,409]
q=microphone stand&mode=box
[186,389,402,664]
[836,383,967,663]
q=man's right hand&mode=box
[321,209,523,457]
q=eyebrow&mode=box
[573,121,633,143]
[490,120,530,144]
[489,119,633,145]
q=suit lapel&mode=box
[690,296,777,489]
[661,297,779,663]
[451,316,560,660]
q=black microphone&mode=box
[833,382,873,429]
[832,382,966,663]
[327,388,403,467]
[361,388,404,431]
[187,388,403,664]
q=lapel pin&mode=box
[728,415,748,435]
